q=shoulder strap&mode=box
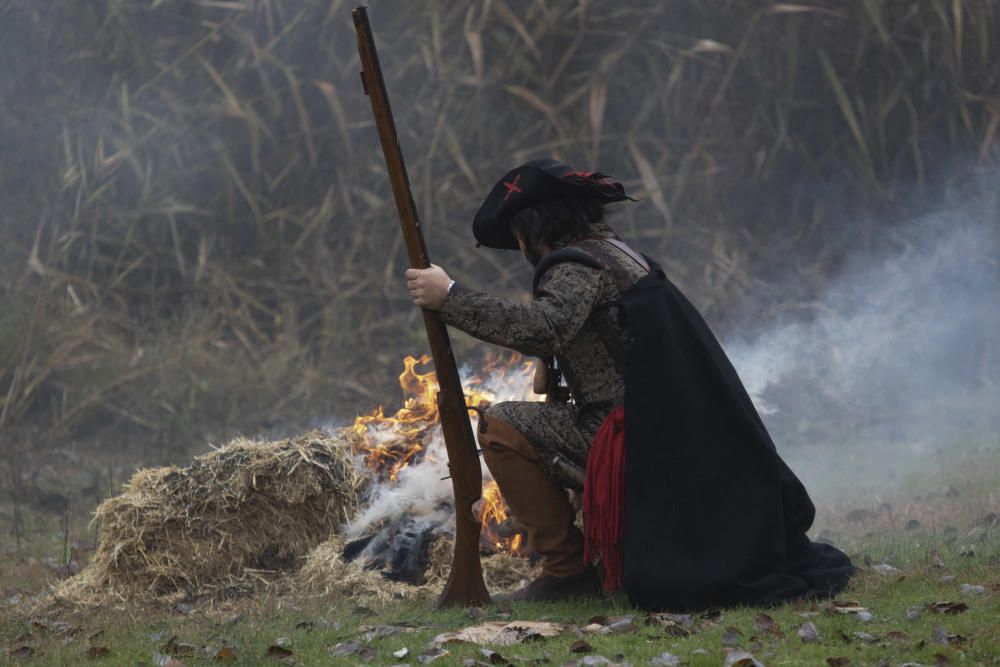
[532,248,604,295]
[601,237,651,273]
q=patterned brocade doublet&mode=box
[439,225,648,489]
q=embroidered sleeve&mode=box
[439,262,603,357]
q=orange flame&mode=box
[348,353,535,555]
[479,480,527,555]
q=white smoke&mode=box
[344,359,538,544]
[725,206,999,452]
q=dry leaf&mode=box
[267,644,293,657]
[932,627,964,645]
[752,613,783,637]
[723,649,764,667]
[330,642,362,657]
[959,584,985,595]
[87,646,112,659]
[569,639,593,654]
[605,616,635,634]
[798,622,821,643]
[153,653,185,667]
[480,647,508,664]
[928,601,969,614]
[722,626,744,646]
[650,652,681,667]
[215,645,237,662]
[417,647,449,663]
[434,621,565,646]
[824,600,864,613]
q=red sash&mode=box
[582,405,625,591]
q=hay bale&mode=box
[54,430,359,606]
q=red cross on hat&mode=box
[503,173,522,200]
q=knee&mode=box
[476,413,538,469]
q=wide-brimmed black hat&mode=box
[472,159,630,250]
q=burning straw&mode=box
[52,431,360,606]
[50,354,541,609]
[296,535,540,602]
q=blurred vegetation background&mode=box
[1,0,998,486]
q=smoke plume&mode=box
[726,194,999,498]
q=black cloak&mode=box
[617,264,854,610]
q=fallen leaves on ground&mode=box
[751,612,783,638]
[721,626,744,646]
[927,601,969,614]
[578,615,636,636]
[958,583,985,595]
[417,646,449,663]
[7,645,34,659]
[214,645,237,662]
[647,613,695,637]
[30,618,74,635]
[434,621,565,646]
[358,624,412,641]
[266,643,293,658]
[479,647,509,664]
[330,641,374,661]
[160,636,196,657]
[649,651,681,666]
[797,622,821,643]
[723,648,765,666]
[932,627,965,646]
[86,645,111,659]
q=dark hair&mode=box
[508,196,605,249]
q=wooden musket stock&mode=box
[352,5,490,607]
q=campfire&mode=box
[343,353,537,582]
[48,353,542,609]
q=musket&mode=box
[352,6,491,607]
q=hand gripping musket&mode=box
[352,6,491,607]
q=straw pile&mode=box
[296,535,540,603]
[54,431,360,605]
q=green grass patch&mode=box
[3,537,998,665]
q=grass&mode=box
[1,554,997,665]
[2,441,997,665]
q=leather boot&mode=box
[479,415,601,603]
